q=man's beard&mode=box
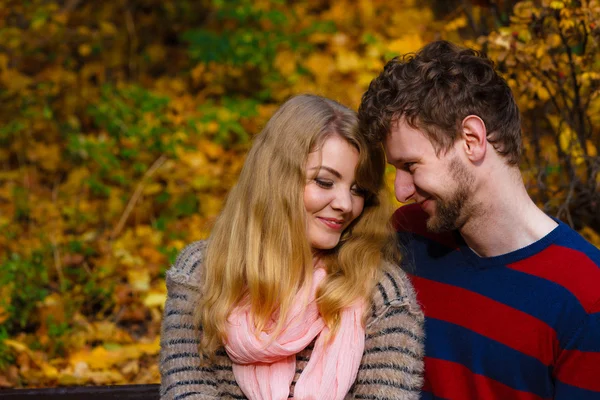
[426,157,475,233]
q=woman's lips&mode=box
[318,217,344,230]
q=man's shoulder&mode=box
[555,223,600,262]
[518,224,600,313]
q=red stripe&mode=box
[555,349,600,391]
[508,244,600,312]
[392,204,459,249]
[424,357,549,400]
[410,276,558,365]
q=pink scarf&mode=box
[224,267,366,400]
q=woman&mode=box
[159,94,424,399]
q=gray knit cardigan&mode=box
[159,241,424,400]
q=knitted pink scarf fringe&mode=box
[224,267,365,400]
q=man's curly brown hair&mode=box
[358,40,522,165]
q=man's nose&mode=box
[394,170,416,202]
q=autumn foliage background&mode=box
[0,0,599,389]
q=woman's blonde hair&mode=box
[198,94,396,357]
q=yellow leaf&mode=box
[336,50,361,74]
[191,63,206,85]
[559,126,587,165]
[387,34,424,56]
[69,338,160,370]
[0,69,33,92]
[444,15,468,32]
[143,182,164,196]
[200,139,225,159]
[100,21,117,36]
[39,362,59,380]
[3,339,29,353]
[0,307,8,324]
[27,143,61,172]
[143,291,167,309]
[587,140,598,157]
[550,1,565,9]
[535,85,551,101]
[548,34,562,48]
[559,17,575,30]
[127,269,150,292]
[180,151,208,170]
[305,53,334,79]
[78,44,92,57]
[275,50,297,76]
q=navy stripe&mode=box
[189,259,202,274]
[376,282,389,305]
[426,318,553,398]
[174,392,208,400]
[164,323,195,331]
[384,270,402,298]
[363,346,420,360]
[165,365,212,376]
[383,307,420,324]
[419,392,451,400]
[356,378,420,392]
[562,311,600,352]
[162,379,217,395]
[164,338,200,346]
[367,326,423,343]
[555,380,600,400]
[167,309,193,317]
[370,303,378,320]
[163,352,200,363]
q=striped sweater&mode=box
[394,203,600,400]
[159,240,425,400]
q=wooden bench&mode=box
[0,384,160,399]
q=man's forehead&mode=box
[385,118,434,160]
[387,117,422,143]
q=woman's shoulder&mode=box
[166,240,208,287]
[369,261,423,319]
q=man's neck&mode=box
[458,170,558,258]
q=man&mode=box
[359,40,600,399]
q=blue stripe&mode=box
[555,381,600,400]
[419,392,450,400]
[425,318,554,398]
[562,312,600,352]
[406,235,588,347]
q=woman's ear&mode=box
[461,115,487,162]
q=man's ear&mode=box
[461,115,487,162]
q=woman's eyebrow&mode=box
[308,165,342,178]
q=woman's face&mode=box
[304,134,365,251]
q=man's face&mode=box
[385,118,475,232]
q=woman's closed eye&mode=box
[315,178,334,188]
